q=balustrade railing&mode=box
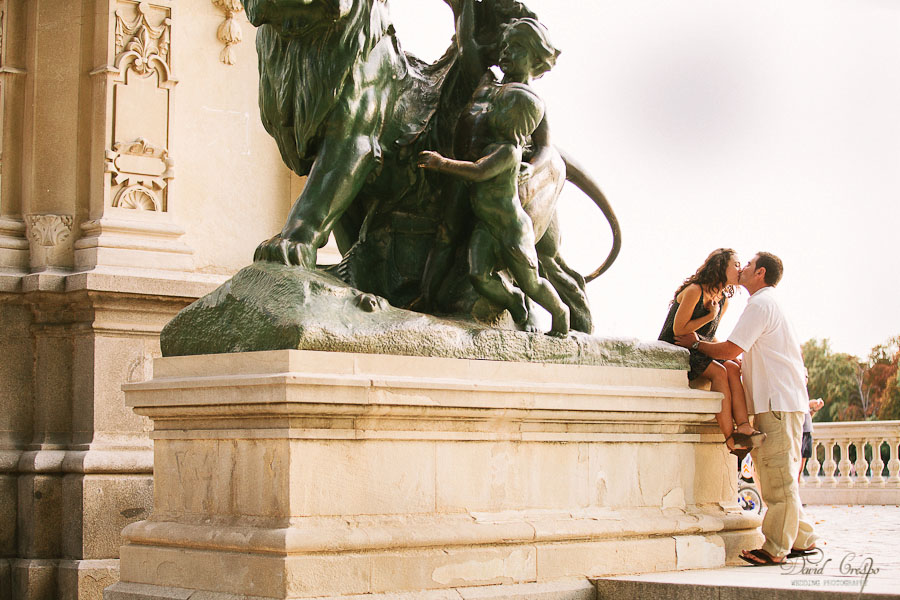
[801,421,900,505]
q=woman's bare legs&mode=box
[701,361,746,450]
[725,360,754,436]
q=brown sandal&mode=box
[740,548,784,566]
[726,432,751,461]
[735,422,767,448]
[786,545,817,558]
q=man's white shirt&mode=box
[727,287,808,414]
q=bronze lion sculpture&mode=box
[242,0,619,333]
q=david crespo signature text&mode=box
[780,548,880,593]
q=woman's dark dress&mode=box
[659,291,725,380]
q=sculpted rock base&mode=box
[160,262,684,369]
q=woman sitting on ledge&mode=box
[659,248,764,459]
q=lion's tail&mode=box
[560,149,622,283]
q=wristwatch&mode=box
[691,340,701,350]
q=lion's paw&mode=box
[253,234,315,268]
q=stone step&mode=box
[593,574,895,600]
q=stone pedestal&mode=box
[107,350,761,600]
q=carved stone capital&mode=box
[25,214,74,271]
[26,214,73,248]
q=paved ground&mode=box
[601,505,900,597]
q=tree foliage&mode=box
[875,336,900,420]
[803,339,858,421]
[878,371,900,420]
[802,336,899,422]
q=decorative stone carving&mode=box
[212,0,244,65]
[116,186,159,211]
[25,214,75,270]
[106,138,174,212]
[78,0,193,273]
[109,2,176,219]
[27,214,73,247]
[114,1,175,87]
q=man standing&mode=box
[675,252,818,566]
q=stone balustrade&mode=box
[800,421,900,505]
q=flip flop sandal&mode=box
[787,546,817,558]
[739,549,784,567]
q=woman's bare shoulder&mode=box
[675,283,701,304]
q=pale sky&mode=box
[390,0,900,358]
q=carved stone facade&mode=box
[212,0,244,65]
[109,2,175,205]
[0,1,299,599]
[73,0,194,272]
[106,138,174,212]
[114,1,174,84]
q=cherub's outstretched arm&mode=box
[418,146,517,182]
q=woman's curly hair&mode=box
[673,248,736,303]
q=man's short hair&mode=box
[755,252,783,286]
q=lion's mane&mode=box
[252,0,390,175]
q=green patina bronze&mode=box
[244,0,619,329]
[161,0,640,361]
[161,262,686,369]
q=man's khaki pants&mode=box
[751,410,818,558]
